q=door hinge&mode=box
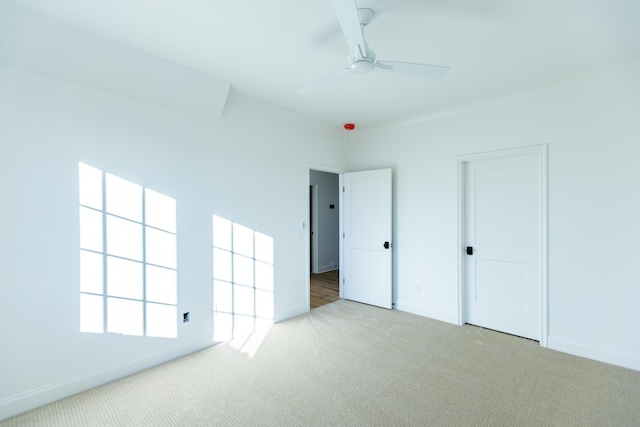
[343,186,345,192]
[343,232,345,238]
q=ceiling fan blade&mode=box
[375,61,451,79]
[297,68,350,94]
[331,0,367,58]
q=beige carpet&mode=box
[3,300,640,426]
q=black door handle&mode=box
[384,241,390,249]
[466,246,473,255]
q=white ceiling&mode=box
[9,0,640,129]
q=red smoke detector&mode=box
[343,123,356,131]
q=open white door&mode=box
[343,168,392,309]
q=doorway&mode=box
[309,169,341,309]
[458,145,548,345]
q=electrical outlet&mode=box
[183,312,190,323]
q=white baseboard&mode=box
[0,335,213,421]
[395,307,640,372]
[547,336,640,371]
[316,265,338,273]
[275,304,308,323]
[395,302,458,325]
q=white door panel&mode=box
[475,166,527,246]
[465,154,541,340]
[343,169,392,309]
[346,248,391,307]
[475,260,527,309]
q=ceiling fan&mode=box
[297,0,451,94]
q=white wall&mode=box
[309,170,340,272]
[0,6,346,419]
[347,59,640,371]
[0,1,230,119]
[0,64,345,420]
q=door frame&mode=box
[457,145,548,347]
[307,164,345,312]
[309,183,319,274]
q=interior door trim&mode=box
[456,145,548,347]
[307,163,345,312]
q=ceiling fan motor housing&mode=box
[348,47,376,74]
[349,60,374,74]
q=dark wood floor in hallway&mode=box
[310,269,340,309]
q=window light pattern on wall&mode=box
[213,215,274,342]
[79,162,178,338]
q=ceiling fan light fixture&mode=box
[349,60,375,74]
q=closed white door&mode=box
[343,169,392,309]
[464,154,541,340]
